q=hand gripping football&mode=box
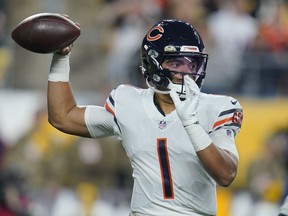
[11,13,81,53]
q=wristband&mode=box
[48,53,70,82]
[185,124,212,152]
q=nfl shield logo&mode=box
[226,129,233,137]
[159,120,167,130]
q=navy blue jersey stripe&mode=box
[114,116,121,133]
[108,95,115,106]
[157,139,173,199]
[219,108,242,117]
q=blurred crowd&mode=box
[1,0,288,96]
[91,0,288,97]
[0,0,288,215]
[0,105,133,216]
[230,126,288,216]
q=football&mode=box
[11,13,81,53]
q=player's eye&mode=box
[167,60,181,67]
[163,59,183,68]
[189,62,197,71]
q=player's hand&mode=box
[169,75,200,127]
[56,14,79,56]
[56,44,73,55]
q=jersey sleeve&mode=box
[103,87,122,138]
[209,97,243,159]
[85,87,123,139]
[84,105,115,138]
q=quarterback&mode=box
[47,19,243,216]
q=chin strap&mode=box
[145,78,170,94]
[146,78,188,100]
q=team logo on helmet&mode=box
[147,26,164,42]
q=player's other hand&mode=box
[170,75,200,127]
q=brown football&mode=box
[11,13,81,53]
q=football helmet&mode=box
[140,19,208,97]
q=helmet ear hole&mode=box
[145,51,171,89]
[151,74,170,90]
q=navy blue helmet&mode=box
[141,19,208,95]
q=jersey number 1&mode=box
[157,138,174,199]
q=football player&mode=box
[47,19,243,216]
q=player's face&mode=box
[162,57,198,84]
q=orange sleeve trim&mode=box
[213,116,233,129]
[105,102,115,116]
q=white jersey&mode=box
[280,196,288,215]
[85,85,243,216]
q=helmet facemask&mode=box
[141,48,208,98]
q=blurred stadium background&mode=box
[0,0,288,215]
